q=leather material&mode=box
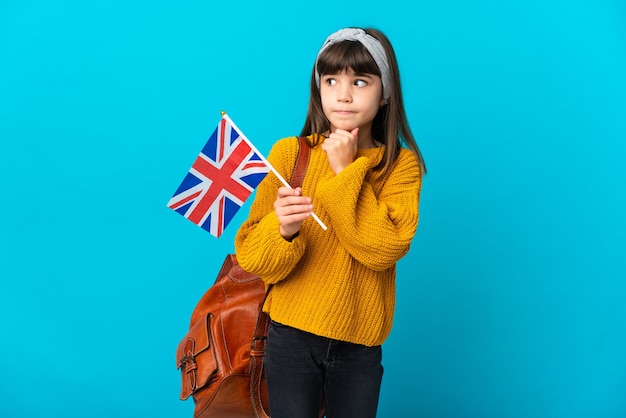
[176,137,311,418]
[291,136,310,189]
[176,253,270,417]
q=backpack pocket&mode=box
[176,313,218,400]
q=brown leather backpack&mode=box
[176,137,311,418]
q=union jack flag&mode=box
[167,115,271,238]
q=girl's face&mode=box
[320,68,385,135]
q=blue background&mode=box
[1,1,625,417]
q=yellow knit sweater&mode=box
[234,134,421,346]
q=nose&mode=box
[336,84,352,102]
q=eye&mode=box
[354,79,368,87]
[325,77,336,86]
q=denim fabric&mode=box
[265,320,383,418]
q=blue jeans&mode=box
[265,320,383,418]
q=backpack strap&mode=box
[249,136,311,418]
[290,136,310,188]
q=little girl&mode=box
[235,27,426,418]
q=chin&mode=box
[331,123,358,132]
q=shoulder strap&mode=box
[249,136,310,418]
[290,136,310,188]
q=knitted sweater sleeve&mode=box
[316,149,421,271]
[234,137,306,283]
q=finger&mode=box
[276,203,314,216]
[278,210,312,224]
[275,196,312,210]
[274,193,312,212]
[277,186,302,198]
[350,127,359,139]
[333,128,351,138]
[333,128,357,140]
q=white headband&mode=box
[314,28,391,101]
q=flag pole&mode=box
[221,111,328,231]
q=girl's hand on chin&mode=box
[322,127,359,174]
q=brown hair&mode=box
[300,27,427,177]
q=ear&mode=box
[379,97,386,107]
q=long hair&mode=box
[300,27,427,177]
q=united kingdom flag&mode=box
[167,115,271,238]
